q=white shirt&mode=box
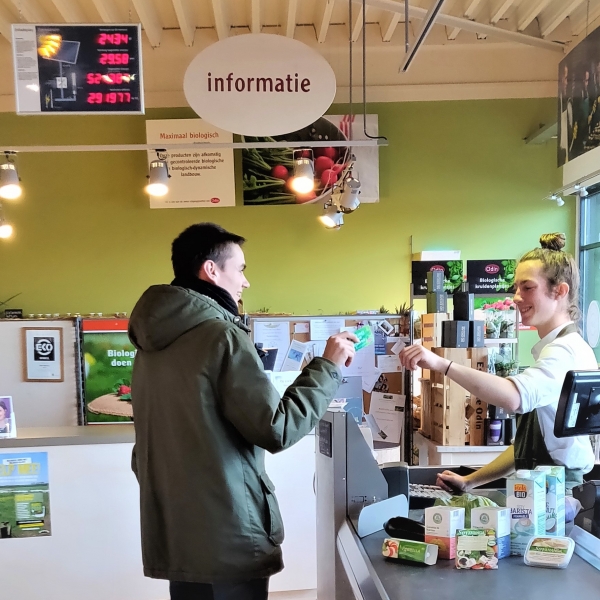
[508,322,597,472]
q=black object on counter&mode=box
[384,516,425,542]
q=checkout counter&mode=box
[315,410,600,600]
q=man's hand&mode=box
[322,332,359,369]
[399,344,448,373]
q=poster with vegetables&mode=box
[0,452,51,538]
[412,261,464,298]
[242,114,379,205]
[82,319,135,424]
[466,260,517,295]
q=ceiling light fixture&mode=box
[290,149,315,194]
[144,150,170,197]
[319,203,344,229]
[338,174,361,213]
[0,205,13,239]
[556,197,565,207]
[0,154,22,200]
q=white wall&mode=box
[0,319,79,428]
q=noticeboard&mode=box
[12,24,144,115]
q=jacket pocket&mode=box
[260,473,284,545]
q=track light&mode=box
[0,205,12,239]
[290,149,315,194]
[0,157,22,200]
[319,203,344,229]
[580,187,589,197]
[145,151,170,197]
[556,197,565,207]
[338,175,361,213]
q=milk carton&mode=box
[471,507,511,559]
[535,466,566,537]
[506,469,546,556]
[424,506,465,559]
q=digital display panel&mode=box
[12,24,144,115]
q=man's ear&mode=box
[198,260,218,284]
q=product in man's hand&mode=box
[382,538,438,565]
[523,536,574,569]
[455,528,499,570]
[353,325,374,351]
[424,506,465,559]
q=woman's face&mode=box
[513,260,566,329]
[0,406,6,420]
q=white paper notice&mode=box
[341,341,376,378]
[305,340,327,362]
[268,371,302,398]
[310,319,345,341]
[362,368,382,393]
[146,119,235,208]
[253,322,290,372]
[294,322,310,334]
[369,392,406,444]
[281,340,308,371]
[376,355,403,373]
[390,339,405,355]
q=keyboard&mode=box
[409,483,452,509]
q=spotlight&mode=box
[0,162,22,200]
[338,175,361,213]
[0,214,13,239]
[290,149,315,194]
[319,203,344,229]
[580,187,589,197]
[556,197,565,207]
[145,154,170,197]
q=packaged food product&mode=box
[425,506,465,559]
[506,469,546,556]
[382,537,438,565]
[523,536,574,569]
[535,466,566,536]
[455,528,499,570]
[471,507,511,559]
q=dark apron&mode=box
[513,323,584,490]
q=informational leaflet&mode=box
[309,319,345,341]
[146,119,235,208]
[341,338,376,378]
[253,321,290,372]
[362,368,382,393]
[0,452,51,538]
[376,355,403,373]
[280,340,308,371]
[267,371,302,398]
[368,392,405,444]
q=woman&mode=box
[0,400,11,434]
[400,233,597,492]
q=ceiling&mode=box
[0,0,597,111]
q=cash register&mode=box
[555,369,600,538]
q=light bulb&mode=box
[0,163,22,200]
[145,159,169,196]
[0,222,13,239]
[319,205,344,229]
[290,157,314,194]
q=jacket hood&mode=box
[129,285,238,352]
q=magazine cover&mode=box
[0,397,16,439]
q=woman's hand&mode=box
[399,344,448,373]
[436,470,470,493]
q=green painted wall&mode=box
[0,99,565,347]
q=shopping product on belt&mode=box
[523,536,574,569]
[455,528,499,570]
[382,537,438,565]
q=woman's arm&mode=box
[400,345,521,411]
[437,446,516,492]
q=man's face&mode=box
[213,244,250,301]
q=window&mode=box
[580,192,600,361]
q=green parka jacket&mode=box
[128,285,341,583]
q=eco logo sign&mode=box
[485,264,500,274]
[480,513,490,524]
[33,337,55,361]
[433,513,443,524]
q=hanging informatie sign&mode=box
[183,33,336,136]
[466,260,516,295]
[82,319,135,424]
[146,119,235,208]
[0,452,51,538]
[411,260,464,298]
[11,23,143,115]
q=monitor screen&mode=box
[554,370,600,437]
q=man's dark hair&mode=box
[171,223,245,279]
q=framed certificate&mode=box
[22,328,64,382]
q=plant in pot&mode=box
[394,302,413,336]
[494,358,518,378]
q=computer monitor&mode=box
[554,370,600,437]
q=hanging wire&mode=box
[362,0,387,141]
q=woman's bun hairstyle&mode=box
[539,232,566,252]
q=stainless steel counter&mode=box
[0,425,135,448]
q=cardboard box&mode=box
[468,320,485,348]
[442,320,469,348]
[535,466,566,537]
[421,313,449,349]
[427,270,445,292]
[471,507,511,559]
[453,291,474,321]
[427,291,448,314]
[425,506,465,559]
[419,378,432,439]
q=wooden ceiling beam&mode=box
[517,0,552,32]
[9,0,50,22]
[540,0,586,38]
[172,0,196,47]
[250,0,261,34]
[380,10,401,42]
[210,0,229,40]
[91,0,122,23]
[316,0,336,43]
[50,0,86,22]
[131,0,163,47]
[285,0,298,37]
[490,0,517,24]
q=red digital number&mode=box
[86,73,102,85]
[86,92,103,104]
[99,53,128,65]
[97,33,129,45]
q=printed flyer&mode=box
[82,319,135,423]
[0,452,51,538]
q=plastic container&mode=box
[523,536,575,569]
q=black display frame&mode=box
[555,369,600,437]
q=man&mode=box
[129,222,356,600]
